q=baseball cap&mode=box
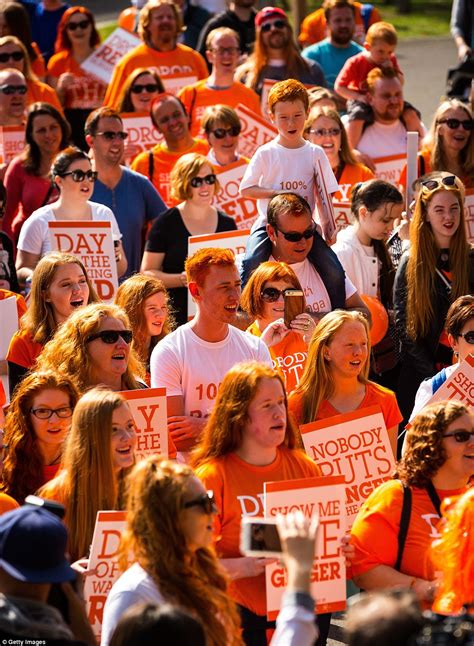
[0,506,76,584]
[255,6,288,27]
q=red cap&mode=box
[255,6,288,27]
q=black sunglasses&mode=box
[86,330,133,344]
[458,331,474,344]
[183,491,217,514]
[210,126,241,139]
[59,169,98,182]
[275,224,316,242]
[67,19,90,30]
[0,84,27,95]
[261,287,294,303]
[437,118,473,131]
[131,83,160,94]
[261,19,287,32]
[421,175,458,192]
[443,430,474,443]
[96,131,128,141]
[190,174,217,188]
[0,51,24,63]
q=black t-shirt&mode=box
[145,206,237,325]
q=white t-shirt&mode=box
[17,201,122,257]
[101,563,165,646]
[269,255,356,314]
[150,322,271,419]
[357,120,408,158]
[239,139,339,230]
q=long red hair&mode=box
[54,7,100,53]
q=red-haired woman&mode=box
[47,7,106,149]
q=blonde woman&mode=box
[140,152,236,325]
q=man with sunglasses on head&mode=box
[0,69,26,127]
[177,27,261,137]
[85,107,166,279]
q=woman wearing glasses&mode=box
[240,261,314,394]
[47,7,106,150]
[192,361,324,646]
[350,400,473,607]
[101,457,242,646]
[141,152,236,325]
[116,68,165,114]
[1,370,79,504]
[36,303,146,393]
[16,146,126,286]
[393,171,474,426]
[39,387,137,562]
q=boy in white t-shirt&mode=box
[239,78,338,284]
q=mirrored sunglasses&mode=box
[67,20,90,30]
[59,169,98,182]
[210,126,241,139]
[0,51,24,63]
[443,431,474,443]
[131,83,160,94]
[261,287,294,302]
[183,491,217,514]
[190,174,217,188]
[261,19,287,32]
[437,118,473,131]
[86,329,133,344]
[421,175,458,192]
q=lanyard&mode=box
[426,481,442,516]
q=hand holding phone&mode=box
[284,290,305,328]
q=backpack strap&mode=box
[148,151,154,184]
[360,4,374,33]
[431,368,448,394]
[395,483,412,571]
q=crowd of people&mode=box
[0,0,472,644]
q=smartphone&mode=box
[240,517,282,557]
[284,289,305,328]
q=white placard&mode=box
[373,153,407,187]
[0,126,25,164]
[235,103,277,160]
[213,159,258,230]
[81,28,140,84]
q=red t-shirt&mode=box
[336,52,403,94]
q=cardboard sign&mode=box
[0,295,19,402]
[213,159,258,229]
[121,388,168,460]
[416,354,474,410]
[0,125,25,164]
[235,103,277,159]
[333,201,354,233]
[162,72,198,95]
[84,511,126,640]
[49,221,119,302]
[81,28,140,84]
[314,159,337,242]
[300,406,395,528]
[264,476,346,619]
[120,112,163,165]
[465,190,474,244]
[373,153,407,187]
[187,229,250,319]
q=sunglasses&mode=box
[86,329,133,344]
[308,127,341,137]
[261,287,294,302]
[131,83,160,94]
[210,46,240,56]
[275,224,316,242]
[443,430,474,443]
[261,19,287,32]
[30,406,73,420]
[96,131,128,141]
[183,491,217,514]
[437,118,473,131]
[59,169,98,182]
[67,19,90,30]
[0,51,24,63]
[0,84,27,95]
[210,125,241,139]
[421,175,458,192]
[190,174,217,188]
[458,331,474,344]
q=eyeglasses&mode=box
[443,430,474,443]
[458,330,474,344]
[307,127,341,137]
[67,20,90,31]
[86,329,133,344]
[261,19,287,32]
[59,169,98,182]
[0,84,27,95]
[421,175,458,192]
[30,407,73,420]
[183,491,217,514]
[437,118,473,131]
[131,83,160,94]
[261,287,294,302]
[275,224,316,242]
[209,125,241,139]
[190,174,217,188]
[211,46,240,56]
[0,51,24,63]
[96,131,128,141]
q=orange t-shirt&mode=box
[0,492,19,515]
[131,138,209,205]
[7,328,44,370]
[31,43,46,79]
[334,162,375,203]
[298,2,382,47]
[47,50,107,110]
[399,149,473,191]
[196,447,321,616]
[178,80,262,137]
[104,42,209,109]
[350,479,468,581]
[247,321,309,394]
[27,79,62,114]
